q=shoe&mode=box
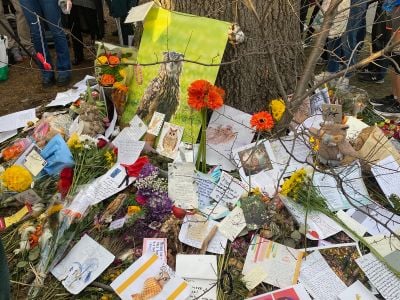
[369,95,395,106]
[56,76,71,87]
[42,77,55,88]
[358,71,384,84]
[11,48,23,63]
[373,102,400,117]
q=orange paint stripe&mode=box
[292,251,304,284]
[167,282,188,300]
[116,254,158,294]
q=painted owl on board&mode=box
[136,51,184,122]
[162,127,179,153]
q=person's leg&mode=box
[38,0,71,83]
[326,37,343,73]
[0,237,10,300]
[299,0,309,34]
[69,5,84,65]
[10,0,35,55]
[19,0,54,83]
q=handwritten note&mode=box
[116,140,145,165]
[143,238,167,262]
[147,112,165,136]
[337,280,378,300]
[210,172,248,207]
[128,115,147,140]
[112,126,145,147]
[356,253,400,300]
[186,214,208,242]
[371,155,400,202]
[168,163,198,209]
[23,149,47,176]
[109,217,126,230]
[195,171,216,209]
[218,207,246,241]
[299,251,347,300]
[242,266,267,290]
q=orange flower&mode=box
[187,79,224,111]
[108,55,120,66]
[100,74,115,86]
[250,111,274,131]
[113,82,129,93]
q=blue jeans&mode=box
[326,37,343,73]
[19,0,71,80]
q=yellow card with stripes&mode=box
[110,252,191,300]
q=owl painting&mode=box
[157,122,183,159]
[136,51,184,122]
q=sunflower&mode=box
[250,111,274,131]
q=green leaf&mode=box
[16,261,28,268]
[28,247,40,261]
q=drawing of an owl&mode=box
[162,127,179,153]
[137,51,184,122]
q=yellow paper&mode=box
[4,205,29,227]
[242,266,267,290]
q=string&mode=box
[34,14,47,64]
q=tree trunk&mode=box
[147,0,304,113]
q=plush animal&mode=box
[136,51,184,122]
[309,122,358,166]
[162,127,179,153]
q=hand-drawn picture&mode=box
[147,112,165,136]
[206,124,238,145]
[156,122,184,159]
[238,143,273,176]
[131,266,171,300]
[59,258,99,291]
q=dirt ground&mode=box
[0,20,392,117]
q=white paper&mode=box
[109,217,126,230]
[147,112,165,136]
[0,108,36,132]
[356,253,400,300]
[157,122,184,159]
[313,162,372,211]
[0,129,17,143]
[270,136,310,177]
[116,140,145,165]
[299,251,347,300]
[104,106,118,139]
[51,234,115,295]
[310,88,330,116]
[125,1,155,23]
[176,254,217,280]
[336,209,367,237]
[338,280,378,300]
[218,207,246,241]
[371,155,400,201]
[143,238,167,262]
[364,231,400,257]
[195,171,216,209]
[210,171,248,207]
[73,75,95,89]
[47,88,83,107]
[168,163,198,209]
[245,283,312,300]
[110,252,191,300]
[206,105,255,171]
[128,115,147,140]
[346,116,369,140]
[233,140,281,196]
[242,266,267,290]
[347,203,400,236]
[280,195,342,240]
[179,215,227,254]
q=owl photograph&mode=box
[156,122,184,159]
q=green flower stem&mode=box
[196,108,207,172]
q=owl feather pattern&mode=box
[162,127,179,154]
[137,51,184,122]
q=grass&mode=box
[121,7,230,142]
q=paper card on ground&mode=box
[109,217,126,230]
[128,115,148,140]
[242,266,267,290]
[356,253,400,300]
[218,206,246,241]
[143,238,167,263]
[241,195,269,230]
[210,171,248,208]
[125,1,155,23]
[346,203,400,235]
[104,106,118,139]
[0,129,17,143]
[174,143,199,163]
[0,108,36,132]
[73,75,95,89]
[364,231,400,257]
[371,155,400,202]
[195,171,216,209]
[51,234,114,295]
[23,148,47,176]
[179,214,227,254]
[110,252,190,300]
[280,195,342,240]
[242,236,303,289]
[245,283,312,300]
[346,116,369,140]
[384,250,400,273]
[47,89,82,107]
[157,122,183,159]
[147,112,165,136]
[299,251,347,300]
[233,140,280,196]
[117,140,145,165]
[336,210,367,237]
[313,161,372,211]
[338,280,378,300]
[206,105,255,171]
[168,162,198,209]
[200,203,230,220]
[310,88,330,116]
[270,136,310,177]
[176,254,217,300]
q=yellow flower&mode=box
[104,150,116,168]
[127,205,141,215]
[97,55,108,65]
[119,68,127,78]
[67,133,83,150]
[309,136,320,152]
[280,168,307,200]
[1,165,33,192]
[269,98,286,121]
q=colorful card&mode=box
[245,284,311,300]
[147,112,165,136]
[143,238,167,263]
[23,148,47,176]
[157,122,184,159]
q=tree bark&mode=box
[147,0,304,113]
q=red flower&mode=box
[136,194,147,205]
[97,138,108,149]
[250,111,274,131]
[187,79,224,111]
[58,167,74,197]
[122,156,149,177]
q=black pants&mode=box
[0,237,10,300]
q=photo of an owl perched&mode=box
[162,127,179,154]
[136,51,184,122]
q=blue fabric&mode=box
[326,37,343,73]
[19,0,71,81]
[41,134,74,176]
[384,0,400,12]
